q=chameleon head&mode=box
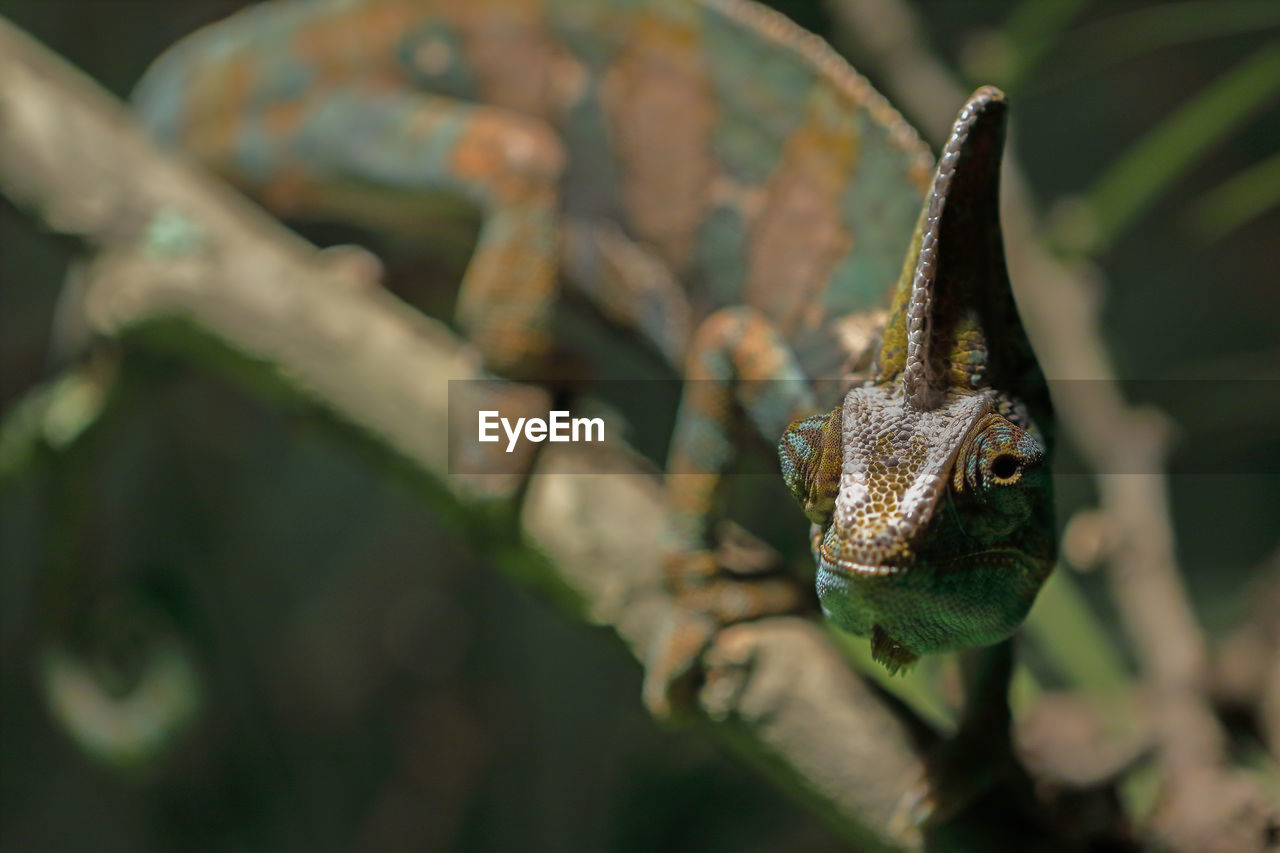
[780,386,1053,671]
[779,86,1056,670]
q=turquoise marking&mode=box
[551,0,631,70]
[396,22,477,100]
[701,6,813,184]
[131,51,191,146]
[673,407,733,472]
[559,84,624,221]
[293,92,473,197]
[778,411,825,496]
[826,113,922,315]
[744,373,811,439]
[254,49,316,106]
[696,204,749,307]
[143,207,205,257]
[235,114,281,182]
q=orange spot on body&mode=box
[262,100,305,138]
[260,165,314,214]
[601,11,717,276]
[184,53,256,165]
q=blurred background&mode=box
[1,0,1277,850]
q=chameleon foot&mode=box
[316,244,384,289]
[642,604,716,719]
[643,548,810,719]
[871,624,922,674]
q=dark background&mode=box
[1,1,1277,850]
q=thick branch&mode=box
[0,16,933,849]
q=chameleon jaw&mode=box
[817,544,1046,578]
[815,539,1052,663]
[816,550,906,578]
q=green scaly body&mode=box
[132,0,1054,697]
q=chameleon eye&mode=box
[989,453,1021,483]
[778,406,843,525]
[956,414,1044,493]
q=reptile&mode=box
[131,0,1055,712]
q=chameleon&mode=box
[130,0,1055,711]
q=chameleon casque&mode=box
[132,0,1055,710]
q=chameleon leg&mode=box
[667,306,819,546]
[645,307,820,715]
[560,221,693,366]
[184,88,565,373]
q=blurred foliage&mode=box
[2,344,846,852]
[1,0,1278,850]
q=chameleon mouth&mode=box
[817,550,905,578]
[936,548,1054,577]
[818,547,1041,579]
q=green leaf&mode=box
[1023,2,1280,93]
[1059,43,1280,255]
[1187,150,1280,242]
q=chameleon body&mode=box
[132,0,1054,699]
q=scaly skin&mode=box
[132,0,1053,706]
[779,89,1054,670]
